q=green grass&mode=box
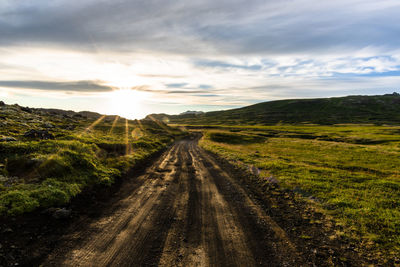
[199,125,400,254]
[0,106,185,216]
[151,93,400,125]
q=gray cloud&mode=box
[165,83,189,88]
[194,59,263,70]
[0,80,115,92]
[198,84,213,89]
[194,94,219,97]
[167,90,211,94]
[1,1,399,55]
[127,86,214,95]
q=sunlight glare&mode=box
[125,118,133,155]
[79,115,106,137]
[109,116,120,134]
[109,89,148,119]
[0,89,9,98]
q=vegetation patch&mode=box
[207,131,266,144]
[199,124,400,261]
[0,103,185,216]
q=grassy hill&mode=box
[149,93,400,125]
[0,101,185,216]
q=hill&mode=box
[0,101,184,216]
[148,93,400,125]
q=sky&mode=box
[0,0,400,119]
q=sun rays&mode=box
[147,115,171,133]
[79,115,106,137]
[109,116,120,134]
[125,118,133,155]
[77,114,141,156]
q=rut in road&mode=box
[43,137,305,267]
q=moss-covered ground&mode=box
[198,124,400,259]
[0,104,185,216]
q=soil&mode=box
[1,134,367,266]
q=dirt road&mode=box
[42,137,316,266]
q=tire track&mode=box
[43,136,307,267]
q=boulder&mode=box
[52,208,72,219]
[41,122,54,128]
[249,165,260,176]
[24,129,54,140]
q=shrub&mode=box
[30,187,70,207]
[0,190,39,215]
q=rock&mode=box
[52,208,72,219]
[24,129,54,140]
[308,196,319,202]
[41,122,54,128]
[0,136,17,142]
[249,165,260,176]
[264,176,279,184]
[4,228,13,233]
[20,106,32,113]
[64,125,76,130]
[41,207,57,215]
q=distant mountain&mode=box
[148,93,400,125]
[179,110,204,115]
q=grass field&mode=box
[0,105,184,216]
[198,124,400,255]
[152,93,400,125]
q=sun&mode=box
[108,89,148,119]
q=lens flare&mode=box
[80,115,106,136]
[109,115,120,134]
[125,118,133,155]
[147,115,171,133]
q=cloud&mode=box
[165,83,189,88]
[198,84,213,89]
[0,1,399,55]
[194,94,219,97]
[167,90,211,94]
[194,59,263,70]
[0,80,114,92]
[1,1,400,117]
